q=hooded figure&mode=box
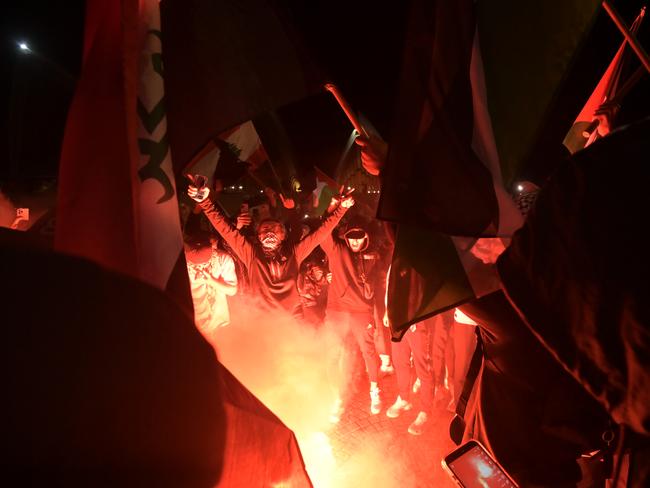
[188,184,353,316]
[321,217,382,419]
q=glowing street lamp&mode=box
[18,41,31,53]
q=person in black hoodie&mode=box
[321,217,382,420]
[188,181,353,317]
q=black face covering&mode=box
[345,229,367,239]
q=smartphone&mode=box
[442,440,519,488]
[193,174,208,189]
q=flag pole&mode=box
[602,1,650,74]
[581,65,646,138]
[580,7,646,139]
[324,83,369,137]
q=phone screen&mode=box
[194,174,208,189]
[444,442,518,488]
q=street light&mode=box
[17,41,31,53]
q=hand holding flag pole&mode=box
[581,65,646,139]
[324,83,368,137]
[602,1,650,75]
[580,6,647,141]
[324,83,387,176]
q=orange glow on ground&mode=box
[208,303,456,487]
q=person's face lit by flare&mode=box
[257,220,285,251]
[347,237,366,253]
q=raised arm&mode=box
[295,195,353,264]
[199,200,254,268]
[188,184,254,267]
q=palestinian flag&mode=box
[563,7,646,154]
[312,166,339,215]
[55,0,189,307]
[378,0,600,338]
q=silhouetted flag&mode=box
[217,364,312,487]
[563,7,645,154]
[184,121,271,190]
[379,0,600,338]
[160,0,322,173]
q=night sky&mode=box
[1,0,648,183]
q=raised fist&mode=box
[188,185,210,203]
[340,194,355,209]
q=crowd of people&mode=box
[183,170,487,439]
[180,109,650,487]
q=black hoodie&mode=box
[320,228,379,314]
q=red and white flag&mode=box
[183,121,270,190]
[55,0,185,297]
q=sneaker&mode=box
[379,354,394,374]
[407,411,429,436]
[329,398,344,424]
[386,396,413,418]
[380,363,395,374]
[412,377,421,394]
[370,388,382,415]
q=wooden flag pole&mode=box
[324,83,369,137]
[603,1,650,74]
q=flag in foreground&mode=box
[379,0,599,337]
[55,0,186,302]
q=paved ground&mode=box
[326,368,457,487]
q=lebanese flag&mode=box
[55,0,187,302]
[183,121,271,191]
[563,7,646,154]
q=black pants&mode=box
[326,309,380,400]
[391,319,434,411]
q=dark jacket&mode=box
[320,232,379,314]
[200,200,347,315]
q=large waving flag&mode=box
[183,121,271,191]
[55,0,187,304]
[54,3,314,484]
[379,0,600,337]
[563,7,646,154]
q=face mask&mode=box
[260,232,281,250]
